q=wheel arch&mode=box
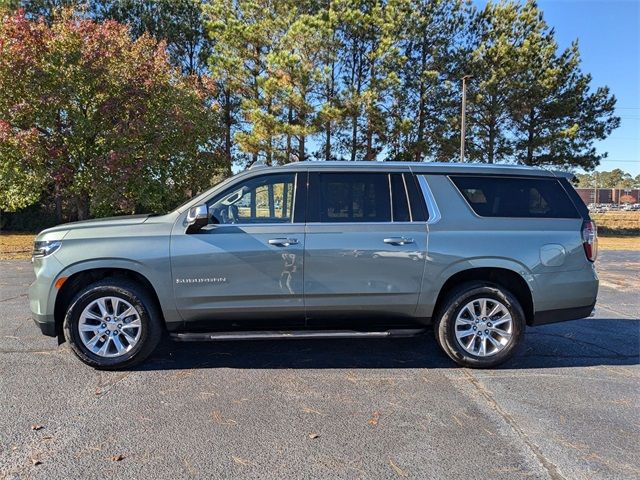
[53,266,165,342]
[432,267,535,326]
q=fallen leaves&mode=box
[302,406,323,415]
[308,433,319,439]
[211,410,237,426]
[389,458,408,477]
[31,458,42,466]
[30,424,44,431]
[111,454,125,462]
[368,411,381,427]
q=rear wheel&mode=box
[63,279,162,370]
[434,282,525,368]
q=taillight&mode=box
[582,220,598,262]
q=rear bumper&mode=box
[530,303,596,326]
[530,264,599,324]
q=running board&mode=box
[171,328,427,342]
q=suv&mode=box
[29,162,598,369]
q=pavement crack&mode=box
[596,303,638,320]
[0,293,28,302]
[0,348,59,353]
[462,369,566,480]
[523,353,639,360]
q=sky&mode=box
[524,0,639,176]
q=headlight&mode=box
[32,240,61,260]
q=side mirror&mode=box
[185,204,209,234]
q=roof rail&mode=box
[249,160,267,170]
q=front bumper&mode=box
[29,254,65,338]
[32,312,57,337]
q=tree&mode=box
[574,169,636,189]
[333,0,405,161]
[267,11,334,163]
[464,0,619,168]
[508,19,619,169]
[205,0,292,166]
[463,1,525,163]
[0,10,222,220]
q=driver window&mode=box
[208,173,295,224]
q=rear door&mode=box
[304,170,428,328]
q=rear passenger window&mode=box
[406,174,428,221]
[308,173,391,223]
[391,174,410,222]
[450,176,580,218]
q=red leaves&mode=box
[0,9,217,216]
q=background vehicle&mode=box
[29,162,598,369]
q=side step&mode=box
[171,328,427,342]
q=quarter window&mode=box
[208,173,295,224]
[450,176,580,218]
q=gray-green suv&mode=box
[29,162,598,369]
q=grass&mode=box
[0,233,35,260]
[1,226,639,261]
[591,211,640,236]
[597,236,640,251]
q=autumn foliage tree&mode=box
[0,10,222,220]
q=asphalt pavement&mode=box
[0,250,638,479]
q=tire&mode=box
[63,278,162,370]
[434,282,525,368]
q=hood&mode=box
[37,214,154,239]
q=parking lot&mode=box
[1,251,638,479]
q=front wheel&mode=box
[63,279,162,370]
[434,282,525,368]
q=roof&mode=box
[259,160,573,178]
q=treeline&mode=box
[0,0,621,223]
[575,169,640,189]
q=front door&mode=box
[170,172,306,330]
[304,171,427,328]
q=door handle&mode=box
[383,237,415,246]
[268,238,299,247]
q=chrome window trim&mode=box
[305,221,419,227]
[203,222,306,230]
[388,174,394,222]
[417,175,441,225]
[401,173,413,222]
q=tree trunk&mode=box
[223,89,233,176]
[526,108,535,165]
[324,62,335,162]
[298,91,306,162]
[350,45,361,162]
[325,122,332,161]
[266,98,273,166]
[298,134,305,163]
[415,39,428,161]
[54,189,63,224]
[76,192,90,221]
[488,122,495,164]
[365,120,373,161]
[286,106,293,163]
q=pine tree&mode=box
[390,0,465,162]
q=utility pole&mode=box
[593,172,598,204]
[460,75,472,162]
